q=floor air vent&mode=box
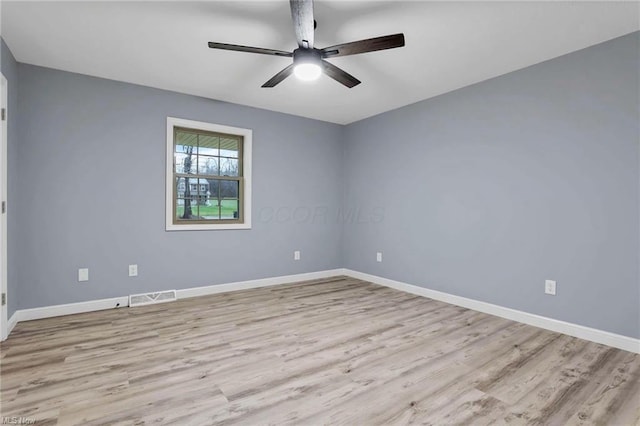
[129,290,177,307]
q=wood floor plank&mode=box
[1,276,638,425]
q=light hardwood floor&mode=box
[1,276,638,425]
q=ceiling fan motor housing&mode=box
[293,48,322,67]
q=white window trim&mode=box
[166,117,252,231]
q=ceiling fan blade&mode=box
[262,64,295,88]
[290,0,314,49]
[321,33,405,58]
[321,60,361,88]
[208,42,292,57]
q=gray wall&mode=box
[343,32,640,338]
[16,64,344,308]
[1,38,19,318]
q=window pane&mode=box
[221,199,239,219]
[175,177,186,198]
[198,134,219,156]
[179,177,206,201]
[176,199,199,221]
[197,155,219,176]
[175,131,198,175]
[220,180,239,199]
[220,158,239,177]
[175,131,198,151]
[207,179,219,199]
[175,152,196,174]
[174,153,188,174]
[198,202,220,220]
[220,137,239,158]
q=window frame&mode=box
[165,117,252,231]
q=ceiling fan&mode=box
[207,0,405,88]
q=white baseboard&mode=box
[16,296,130,323]
[7,269,346,335]
[7,311,18,336]
[344,269,640,354]
[176,269,346,299]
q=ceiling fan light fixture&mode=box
[294,62,322,81]
[292,48,322,82]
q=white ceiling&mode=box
[1,1,638,124]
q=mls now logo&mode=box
[1,418,35,425]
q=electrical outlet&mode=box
[78,268,89,282]
[129,264,138,277]
[376,252,383,262]
[294,250,301,260]
[545,279,556,295]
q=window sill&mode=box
[165,222,252,231]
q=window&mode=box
[166,117,252,230]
